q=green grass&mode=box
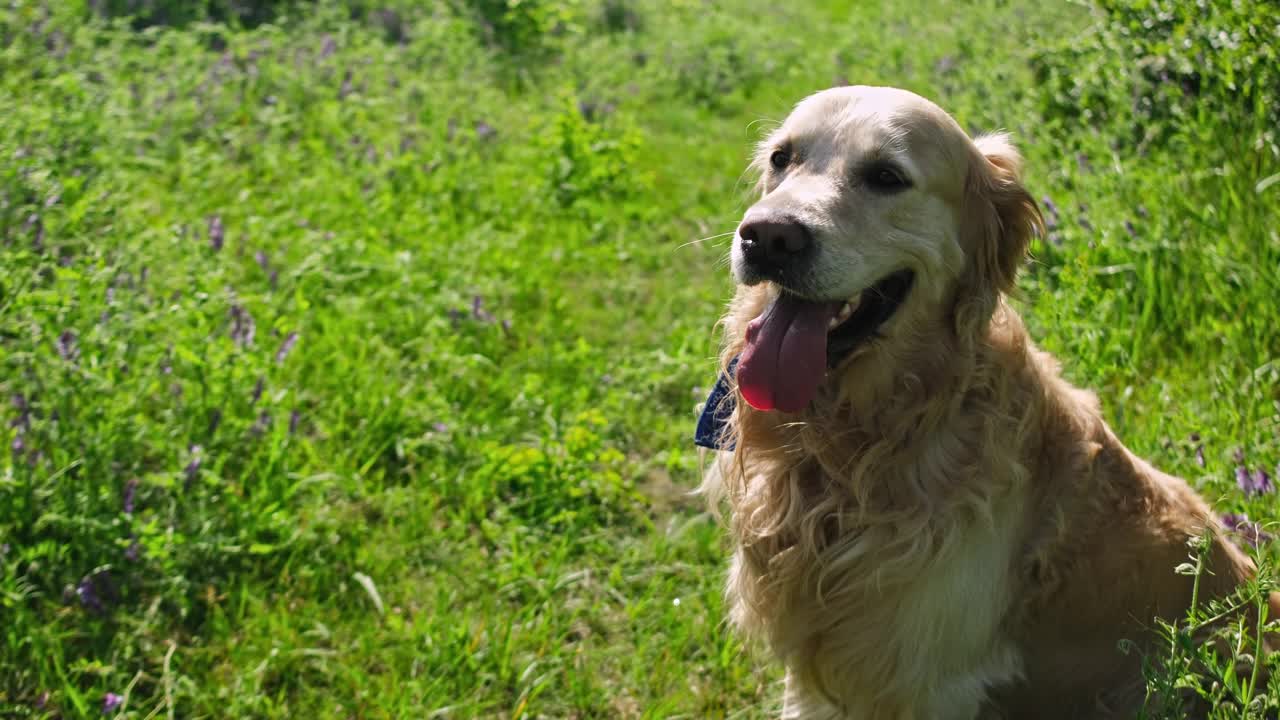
[1,0,1278,717]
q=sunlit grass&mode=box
[0,0,1276,717]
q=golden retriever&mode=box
[698,85,1275,719]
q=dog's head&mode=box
[728,85,1042,414]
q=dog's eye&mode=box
[769,149,791,171]
[865,165,910,192]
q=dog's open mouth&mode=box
[737,270,915,413]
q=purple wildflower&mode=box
[1236,465,1273,496]
[11,393,31,433]
[124,538,141,562]
[431,422,448,433]
[11,435,24,458]
[1123,220,1137,239]
[1040,196,1060,229]
[1221,513,1272,547]
[1195,444,1206,467]
[122,478,138,514]
[1236,465,1252,493]
[183,445,202,489]
[77,574,105,614]
[320,35,336,58]
[229,304,255,346]
[35,691,47,709]
[471,296,495,323]
[275,331,298,364]
[27,213,44,253]
[252,376,264,404]
[255,249,270,272]
[269,269,279,291]
[56,330,78,362]
[103,692,123,714]
[208,214,224,251]
[1233,447,1246,464]
[474,120,497,141]
[289,409,300,435]
[1253,467,1273,494]
[251,411,271,437]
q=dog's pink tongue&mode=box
[737,295,836,413]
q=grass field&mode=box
[2,0,1279,717]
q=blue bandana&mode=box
[694,357,737,451]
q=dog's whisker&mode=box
[677,230,737,251]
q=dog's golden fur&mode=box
[702,86,1272,719]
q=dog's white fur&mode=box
[703,86,1273,719]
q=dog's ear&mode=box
[955,133,1044,339]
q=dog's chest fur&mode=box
[721,449,1030,718]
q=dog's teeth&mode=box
[829,301,855,329]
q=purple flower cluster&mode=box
[11,393,30,438]
[1233,447,1275,497]
[183,444,203,490]
[449,295,510,333]
[251,411,271,437]
[471,296,495,323]
[229,304,256,346]
[1040,195,1062,246]
[275,331,298,364]
[208,214,225,252]
[75,570,113,615]
[474,120,497,141]
[56,329,79,362]
[1221,513,1273,547]
[26,212,44,253]
[1237,465,1274,497]
[10,394,39,466]
[254,249,279,290]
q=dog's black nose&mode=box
[738,213,812,272]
